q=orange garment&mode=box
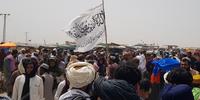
[150,71,160,84]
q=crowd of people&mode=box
[0,47,200,100]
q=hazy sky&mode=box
[0,0,200,47]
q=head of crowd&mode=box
[0,46,200,100]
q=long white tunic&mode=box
[12,75,44,100]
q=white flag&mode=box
[64,4,105,52]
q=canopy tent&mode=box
[0,42,16,48]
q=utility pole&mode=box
[0,13,10,42]
[44,39,46,46]
[25,32,28,44]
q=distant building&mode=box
[65,41,76,45]
[165,45,178,49]
[134,43,159,50]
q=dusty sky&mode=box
[0,0,200,47]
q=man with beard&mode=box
[92,63,141,100]
[181,57,199,75]
[12,58,44,100]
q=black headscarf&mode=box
[21,58,37,100]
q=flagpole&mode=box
[102,0,109,60]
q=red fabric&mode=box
[151,71,160,84]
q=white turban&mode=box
[66,62,96,89]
